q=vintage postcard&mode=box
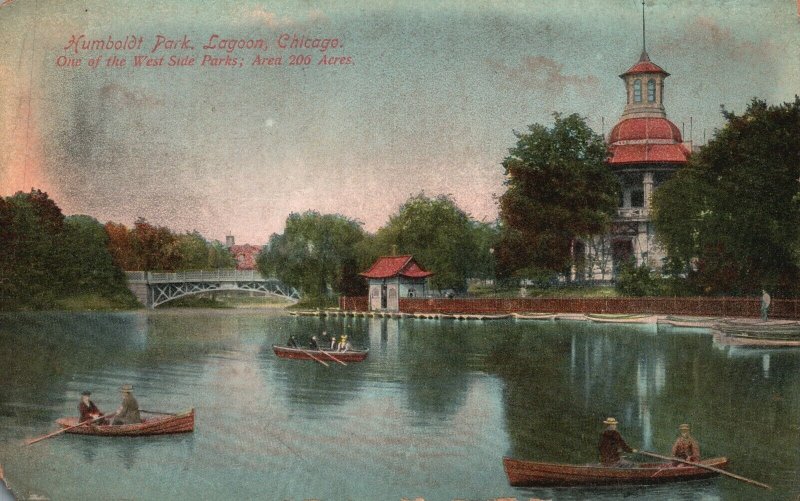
[1,1,798,500]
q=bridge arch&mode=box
[125,270,300,309]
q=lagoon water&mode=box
[0,310,798,500]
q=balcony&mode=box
[616,207,650,220]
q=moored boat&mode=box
[503,456,728,487]
[55,408,194,437]
[272,345,369,362]
[658,316,719,328]
[712,319,800,346]
[586,313,657,324]
[513,312,556,320]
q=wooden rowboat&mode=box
[586,314,657,324]
[503,456,728,487]
[272,345,369,362]
[55,408,194,436]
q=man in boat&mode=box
[309,335,319,350]
[112,384,142,425]
[598,417,636,466]
[78,391,107,425]
[329,332,337,350]
[761,290,771,321]
[287,335,298,348]
[671,423,700,464]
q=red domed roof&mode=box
[608,117,689,165]
[609,117,683,143]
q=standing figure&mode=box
[78,391,106,424]
[598,417,636,466]
[760,290,771,321]
[671,423,700,464]
[113,384,142,425]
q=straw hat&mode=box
[120,384,134,393]
[603,417,618,425]
[679,423,690,431]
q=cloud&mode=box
[654,16,776,61]
[486,56,599,93]
[99,83,164,108]
[242,7,329,28]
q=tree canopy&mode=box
[652,98,800,295]
[374,194,489,292]
[496,113,619,279]
[256,211,368,297]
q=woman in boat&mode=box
[338,335,352,352]
[309,335,319,350]
[78,391,107,425]
[598,417,636,466]
[112,384,142,425]
[671,423,700,464]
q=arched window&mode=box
[647,79,656,102]
[633,79,642,103]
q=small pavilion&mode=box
[359,255,433,311]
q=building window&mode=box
[631,190,644,208]
[647,79,656,102]
[633,79,642,102]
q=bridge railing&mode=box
[125,270,271,283]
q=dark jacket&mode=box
[79,400,101,422]
[599,429,633,465]
[671,436,700,462]
[309,338,319,350]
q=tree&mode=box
[496,113,619,280]
[257,211,368,297]
[374,194,481,293]
[652,98,800,295]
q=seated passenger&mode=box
[671,424,700,464]
[112,384,142,425]
[309,335,319,350]
[287,335,298,348]
[78,391,107,424]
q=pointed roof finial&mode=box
[642,0,647,54]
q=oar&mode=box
[319,350,347,366]
[140,409,177,416]
[297,347,329,367]
[25,413,114,446]
[634,450,771,490]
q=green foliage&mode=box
[614,261,663,297]
[497,113,619,279]
[374,194,489,292]
[0,190,135,309]
[257,211,368,297]
[653,98,800,295]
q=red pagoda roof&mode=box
[359,255,434,279]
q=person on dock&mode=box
[112,384,141,425]
[309,335,319,350]
[287,335,298,348]
[78,391,107,425]
[671,423,700,464]
[598,417,636,466]
[761,290,771,321]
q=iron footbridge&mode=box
[125,270,300,308]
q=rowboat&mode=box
[55,408,194,436]
[503,456,728,487]
[513,313,556,320]
[658,316,719,328]
[272,345,369,362]
[586,313,657,324]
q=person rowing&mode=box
[598,417,636,467]
[79,391,108,425]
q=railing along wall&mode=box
[341,296,800,319]
[125,270,269,283]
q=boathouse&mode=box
[360,255,433,311]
